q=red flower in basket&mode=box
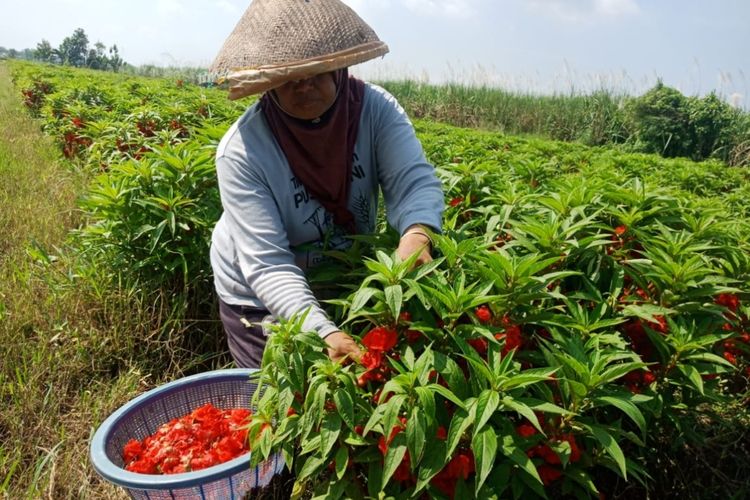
[122,403,252,474]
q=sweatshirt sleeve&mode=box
[215,151,339,338]
[371,87,444,234]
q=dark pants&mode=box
[218,299,274,369]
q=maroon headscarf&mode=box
[260,69,365,233]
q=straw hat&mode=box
[211,0,389,100]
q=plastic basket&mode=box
[90,368,284,499]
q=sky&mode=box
[1,0,748,105]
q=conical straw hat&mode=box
[211,0,389,99]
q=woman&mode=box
[209,0,444,368]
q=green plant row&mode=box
[248,169,750,498]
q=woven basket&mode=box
[90,369,284,499]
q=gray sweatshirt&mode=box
[210,83,444,337]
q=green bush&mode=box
[624,82,694,158]
[75,139,221,293]
[687,92,736,161]
[625,83,745,163]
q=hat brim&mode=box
[221,41,389,100]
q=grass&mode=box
[0,62,230,499]
[377,79,629,145]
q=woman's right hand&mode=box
[324,330,362,364]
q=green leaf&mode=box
[446,408,475,458]
[367,460,384,497]
[678,364,705,395]
[584,423,627,479]
[474,389,500,434]
[319,413,342,458]
[406,408,427,467]
[414,386,436,422]
[500,367,557,391]
[427,383,467,411]
[592,396,647,437]
[414,439,448,494]
[382,433,408,489]
[471,426,498,494]
[385,284,403,320]
[682,352,735,368]
[499,434,543,485]
[349,287,379,314]
[501,396,545,435]
[333,389,355,430]
[297,454,325,482]
[334,446,348,480]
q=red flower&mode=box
[723,351,737,365]
[405,329,423,344]
[398,311,412,323]
[360,349,383,370]
[446,449,475,480]
[121,403,252,475]
[378,420,406,455]
[436,426,448,440]
[516,423,538,438]
[527,443,560,465]
[495,324,523,356]
[559,433,581,463]
[716,293,740,312]
[431,473,456,498]
[467,337,488,357]
[649,316,668,334]
[538,465,562,486]
[613,225,627,236]
[362,326,398,351]
[449,196,464,207]
[475,305,492,324]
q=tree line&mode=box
[1,28,125,72]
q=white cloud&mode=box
[403,0,478,18]
[342,0,477,18]
[214,0,238,15]
[340,0,392,13]
[156,0,185,16]
[595,0,640,17]
[526,0,640,22]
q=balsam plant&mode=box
[248,175,748,499]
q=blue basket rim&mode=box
[90,368,267,490]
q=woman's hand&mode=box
[324,330,362,363]
[397,225,433,268]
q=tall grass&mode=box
[377,80,629,145]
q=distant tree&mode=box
[35,39,54,62]
[86,41,108,69]
[58,28,89,67]
[0,46,7,58]
[8,48,19,59]
[108,44,124,72]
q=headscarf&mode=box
[260,69,365,233]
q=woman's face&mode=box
[273,72,337,120]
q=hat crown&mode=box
[211,0,383,74]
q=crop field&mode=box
[1,61,749,499]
